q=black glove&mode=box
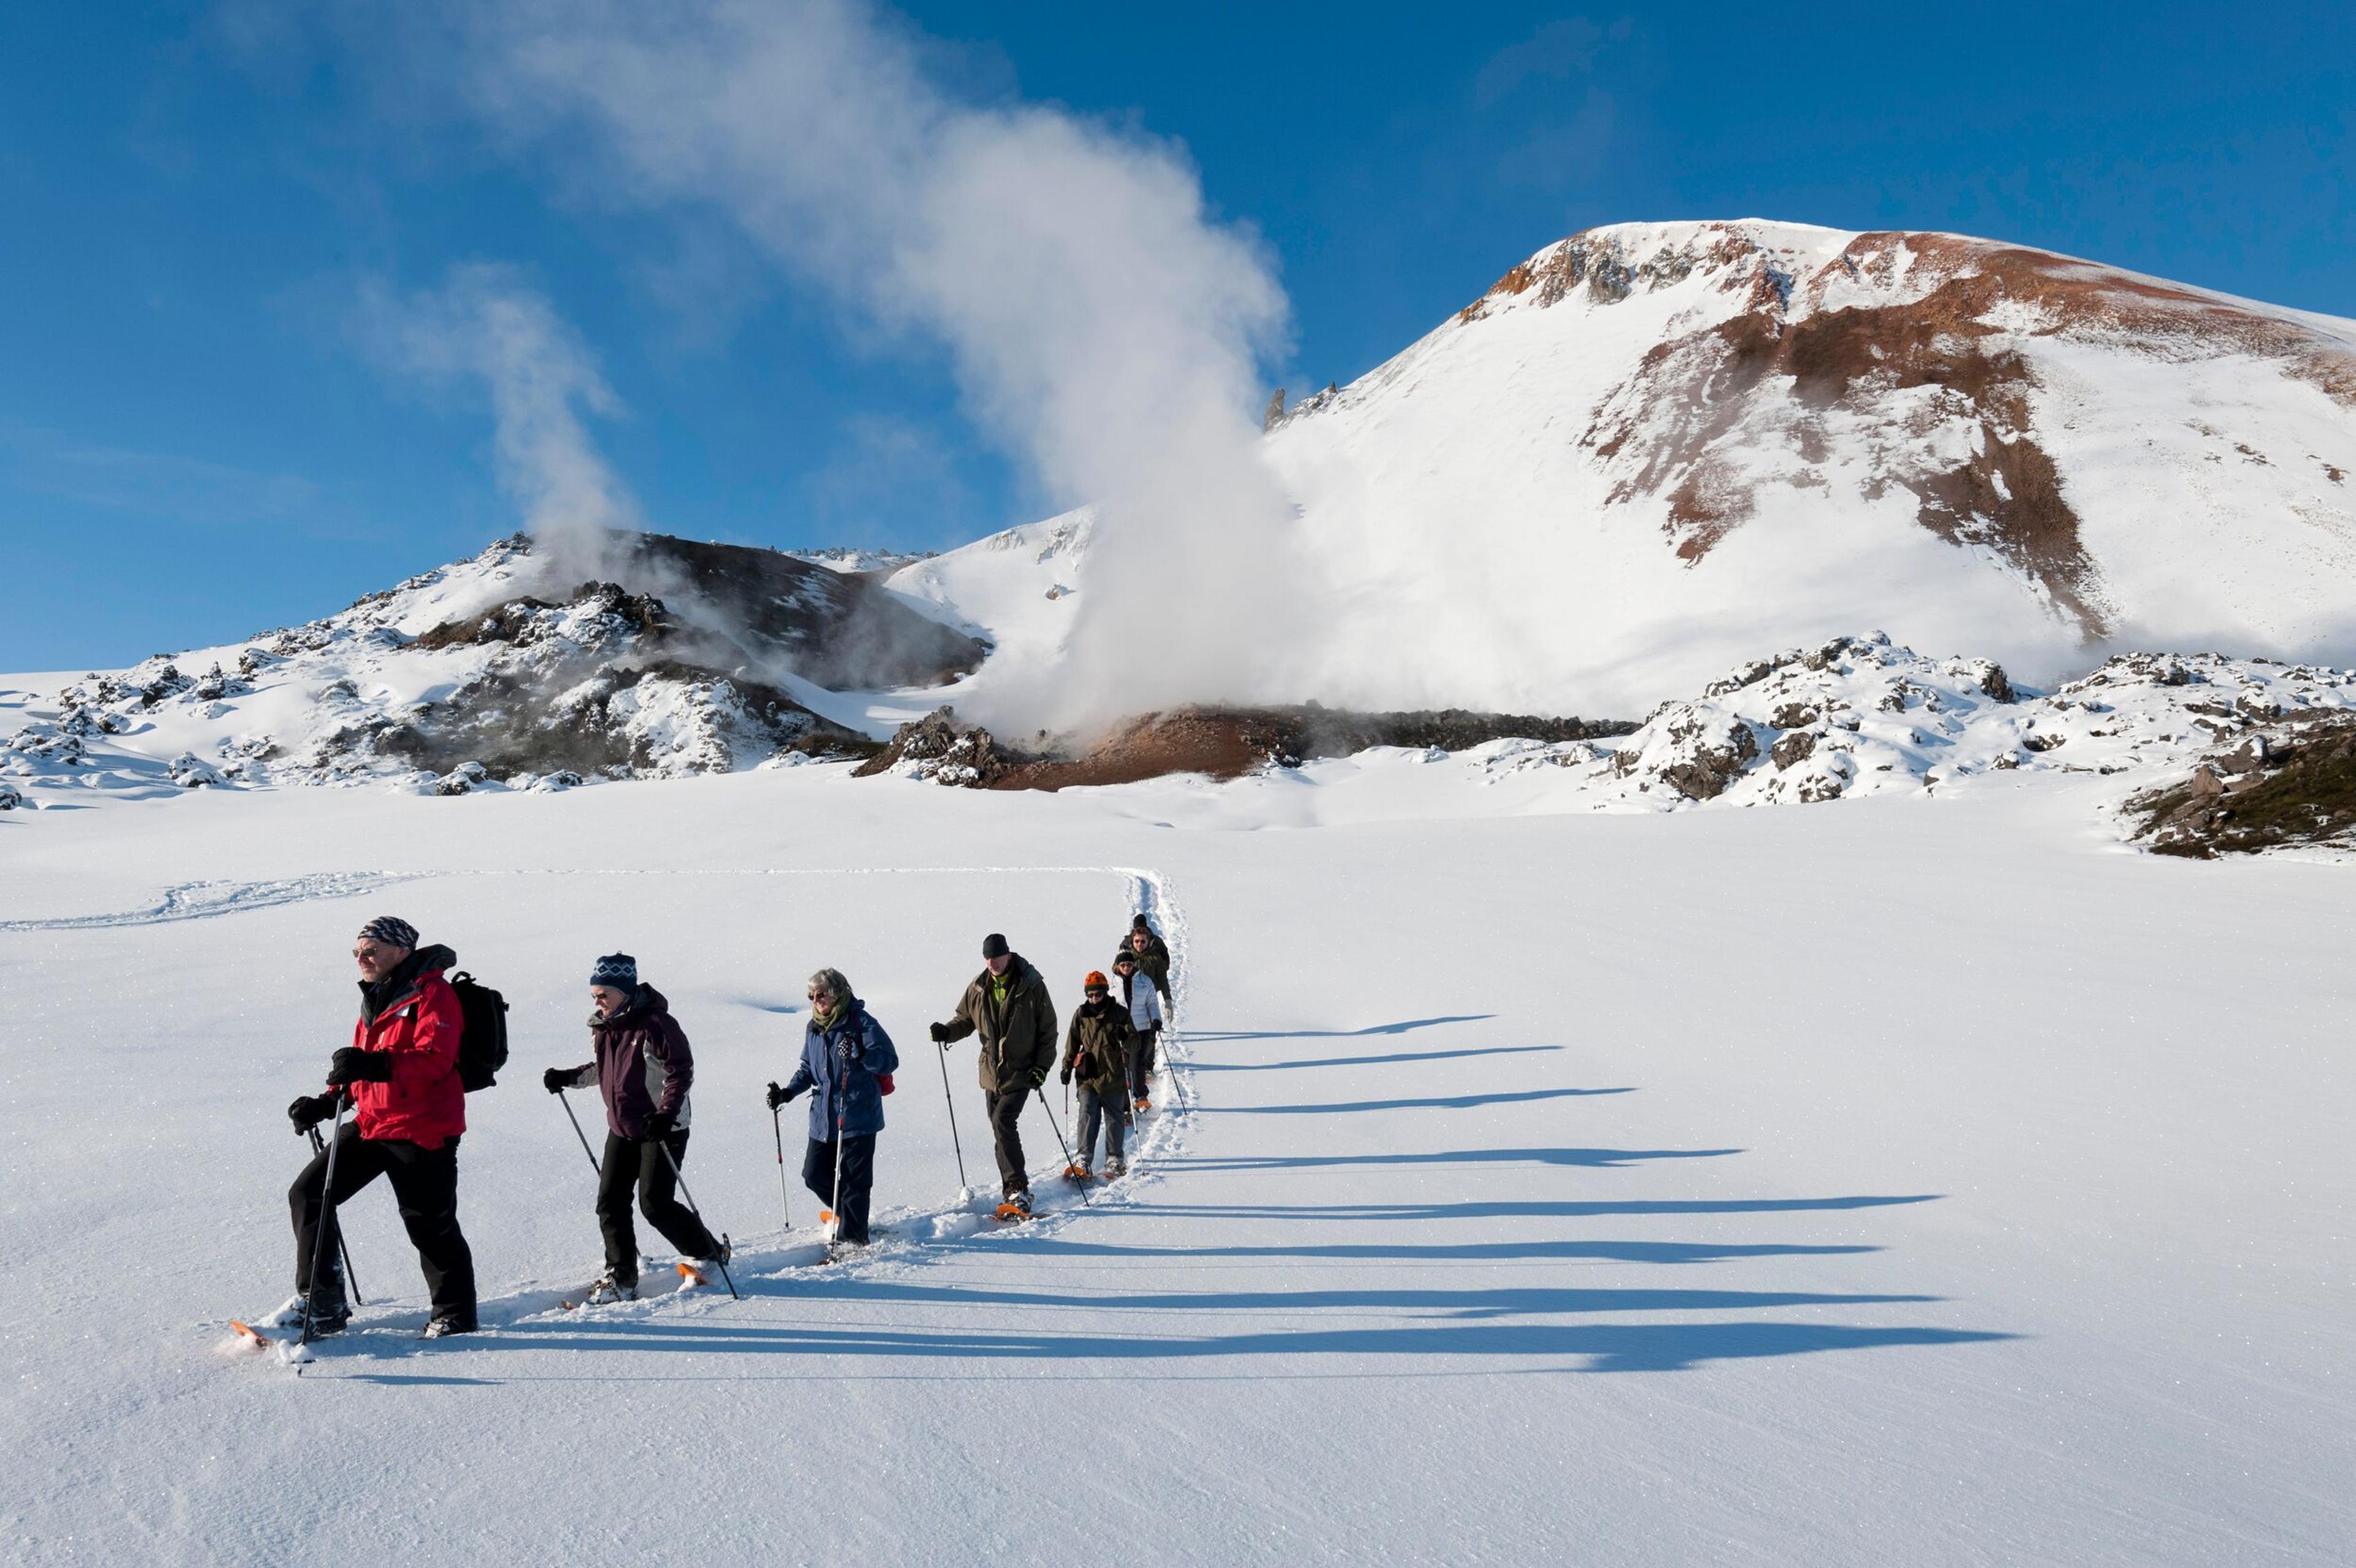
[542,1067,572,1095]
[1027,1064,1049,1090]
[288,1093,338,1134]
[1059,1067,1072,1086]
[928,1021,950,1044]
[766,1081,795,1112]
[326,1047,395,1086]
[645,1111,677,1140]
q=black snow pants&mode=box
[801,1133,877,1244]
[597,1131,718,1283]
[985,1087,1030,1196]
[290,1124,477,1320]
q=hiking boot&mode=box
[1103,1158,1126,1178]
[421,1312,477,1339]
[585,1270,637,1305]
[264,1293,348,1334]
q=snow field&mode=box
[1,769,2351,1562]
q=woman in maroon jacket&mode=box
[279,916,479,1338]
[543,953,726,1303]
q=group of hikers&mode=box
[262,913,1174,1341]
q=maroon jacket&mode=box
[558,985,695,1140]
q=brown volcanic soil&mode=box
[1459,223,2356,642]
[858,705,1635,791]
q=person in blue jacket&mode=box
[767,967,899,1252]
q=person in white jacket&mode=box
[1112,948,1165,1110]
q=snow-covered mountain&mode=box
[0,532,984,796]
[1259,220,2356,714]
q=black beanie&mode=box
[981,932,1010,959]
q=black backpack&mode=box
[449,972,510,1091]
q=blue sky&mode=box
[2,1,2350,670]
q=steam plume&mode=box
[318,0,1304,729]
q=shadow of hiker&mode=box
[457,1312,2015,1377]
[1203,1086,1634,1115]
[1190,1044,1563,1072]
[1184,1015,1497,1041]
[1168,1146,1743,1172]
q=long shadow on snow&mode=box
[1190,1045,1563,1073]
[1133,1194,1941,1223]
[1170,1146,1742,1171]
[1203,1086,1630,1115]
[460,1316,2012,1375]
[907,1236,1879,1265]
[1184,1015,1495,1041]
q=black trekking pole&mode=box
[306,1123,363,1307]
[653,1140,740,1299]
[771,1100,793,1231]
[934,1041,969,1191]
[298,1096,352,1350]
[1033,1086,1090,1207]
[555,1086,603,1179]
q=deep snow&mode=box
[2,757,2350,1564]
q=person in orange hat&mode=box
[1058,970,1137,1180]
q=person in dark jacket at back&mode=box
[767,967,899,1255]
[1123,920,1172,1002]
[930,933,1058,1220]
[542,953,726,1303]
[1060,971,1136,1178]
[279,915,479,1338]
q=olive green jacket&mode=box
[1061,1001,1134,1096]
[941,954,1060,1094]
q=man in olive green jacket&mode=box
[930,932,1059,1215]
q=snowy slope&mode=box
[879,506,1096,708]
[2,766,2350,1562]
[1259,220,2356,715]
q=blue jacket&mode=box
[783,1002,899,1140]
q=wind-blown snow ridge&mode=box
[0,872,418,932]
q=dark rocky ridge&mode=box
[431,532,987,691]
[2130,710,2356,858]
[857,705,1636,790]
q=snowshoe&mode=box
[1063,1163,1091,1184]
[995,1191,1034,1223]
[1132,1097,1150,1113]
[1103,1158,1127,1178]
[675,1259,709,1288]
[421,1313,476,1339]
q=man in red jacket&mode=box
[277,916,480,1338]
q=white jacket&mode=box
[1118,969,1164,1034]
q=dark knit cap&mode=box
[1112,949,1138,967]
[1131,914,1152,931]
[357,915,418,950]
[980,932,1010,959]
[590,953,638,991]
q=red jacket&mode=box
[348,958,467,1147]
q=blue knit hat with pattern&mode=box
[357,915,418,950]
[590,953,638,991]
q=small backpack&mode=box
[448,972,510,1091]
